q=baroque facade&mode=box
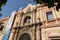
[0,4,60,40]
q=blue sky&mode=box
[1,0,36,18]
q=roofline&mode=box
[0,16,10,21]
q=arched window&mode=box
[19,33,31,40]
[23,16,31,25]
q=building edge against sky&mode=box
[0,3,60,40]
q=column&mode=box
[9,29,16,40]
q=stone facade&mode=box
[1,3,60,40]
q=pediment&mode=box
[23,3,35,13]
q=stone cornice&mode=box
[0,16,10,21]
[13,21,42,29]
[41,18,60,29]
[41,23,60,29]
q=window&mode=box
[19,33,31,40]
[23,16,31,25]
[46,11,54,20]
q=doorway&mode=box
[19,33,31,40]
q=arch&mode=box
[19,33,31,40]
[23,16,31,25]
